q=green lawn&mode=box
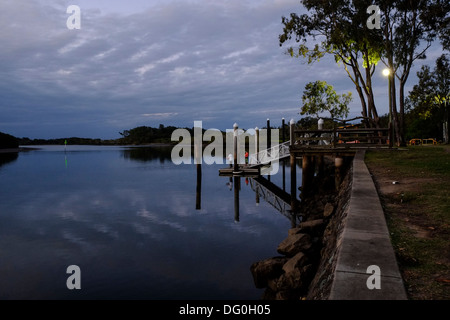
[365,146,450,300]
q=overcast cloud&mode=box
[0,0,444,139]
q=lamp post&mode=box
[383,68,393,148]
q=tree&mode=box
[301,81,352,120]
[280,0,449,145]
[379,0,449,146]
[408,54,450,143]
[280,0,383,128]
[0,132,18,149]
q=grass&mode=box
[365,146,450,300]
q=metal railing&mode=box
[248,141,290,166]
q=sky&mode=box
[0,0,446,139]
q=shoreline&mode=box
[0,147,41,153]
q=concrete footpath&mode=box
[329,150,407,300]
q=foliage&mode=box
[379,0,450,145]
[301,81,352,120]
[280,0,449,143]
[17,124,183,146]
[407,54,450,141]
[280,0,383,128]
[118,124,180,145]
[0,132,19,149]
[18,137,118,146]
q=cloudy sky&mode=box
[0,0,444,139]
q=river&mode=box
[0,145,301,299]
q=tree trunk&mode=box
[398,80,407,146]
[346,61,370,127]
[445,103,450,144]
[391,74,402,146]
[356,85,369,127]
[365,64,380,128]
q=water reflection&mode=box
[0,146,293,299]
[122,146,173,163]
[234,176,240,222]
[215,159,299,227]
[196,163,202,210]
[0,152,19,168]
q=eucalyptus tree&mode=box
[408,54,450,143]
[280,0,449,146]
[379,0,450,145]
[301,80,352,120]
[279,0,383,128]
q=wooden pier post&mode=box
[233,123,239,173]
[289,119,297,213]
[317,118,324,176]
[196,163,202,210]
[316,155,324,177]
[335,156,344,190]
[255,183,260,205]
[267,118,271,151]
[234,176,240,222]
[282,117,286,190]
[302,155,313,195]
[195,141,202,210]
[255,127,259,164]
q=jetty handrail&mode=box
[293,127,390,147]
[248,141,290,166]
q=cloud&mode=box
[141,112,179,118]
[0,0,442,139]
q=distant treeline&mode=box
[3,122,295,147]
[0,132,19,149]
[118,124,185,145]
[9,125,197,146]
[17,137,119,146]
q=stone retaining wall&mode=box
[250,151,407,300]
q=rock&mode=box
[275,290,293,300]
[299,219,325,234]
[277,233,312,257]
[282,252,308,274]
[250,256,289,288]
[288,227,302,236]
[279,264,315,291]
[262,288,276,300]
[276,268,303,291]
[323,203,335,217]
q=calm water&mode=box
[0,145,300,299]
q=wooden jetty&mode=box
[218,166,260,176]
[219,118,393,213]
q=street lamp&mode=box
[383,68,393,147]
